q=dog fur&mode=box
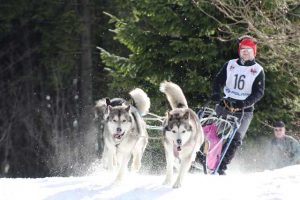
[160,81,204,188]
[95,88,150,183]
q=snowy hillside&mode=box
[0,164,299,200]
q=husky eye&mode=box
[113,119,117,122]
[122,119,126,123]
[182,130,186,133]
[172,130,176,134]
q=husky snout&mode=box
[114,127,125,139]
[116,127,122,133]
[176,139,182,151]
[176,139,182,145]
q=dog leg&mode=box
[114,151,132,183]
[172,155,192,188]
[131,151,141,173]
[131,137,147,172]
[101,146,109,169]
[106,146,117,171]
[102,145,116,171]
[163,144,174,185]
[112,149,118,169]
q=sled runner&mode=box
[144,105,241,175]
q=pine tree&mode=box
[100,0,299,135]
[100,0,228,114]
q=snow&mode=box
[1,164,300,200]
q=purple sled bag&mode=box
[202,124,224,171]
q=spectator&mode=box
[268,121,300,169]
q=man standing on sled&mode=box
[210,35,265,175]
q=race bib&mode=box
[224,59,262,100]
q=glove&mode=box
[211,93,221,103]
[233,100,244,109]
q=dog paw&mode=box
[172,181,182,189]
[131,165,140,173]
[112,178,122,186]
[162,178,172,185]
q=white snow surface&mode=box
[0,164,300,200]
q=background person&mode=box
[268,121,300,169]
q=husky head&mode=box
[164,109,193,151]
[105,105,133,141]
[94,97,128,121]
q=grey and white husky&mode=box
[160,81,204,188]
[95,88,150,183]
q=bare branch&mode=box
[194,0,300,71]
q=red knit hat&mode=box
[238,37,257,56]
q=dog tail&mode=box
[159,81,188,109]
[129,88,151,116]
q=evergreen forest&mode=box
[0,0,299,177]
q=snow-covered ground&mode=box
[0,164,299,200]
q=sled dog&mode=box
[95,88,150,183]
[160,81,204,188]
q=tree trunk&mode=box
[78,0,96,169]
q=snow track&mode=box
[0,165,299,200]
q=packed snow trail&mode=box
[0,165,299,200]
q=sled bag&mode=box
[202,124,223,170]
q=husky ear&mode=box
[164,125,170,132]
[94,106,101,119]
[163,114,171,132]
[166,111,170,118]
[107,105,112,111]
[125,105,130,112]
[104,105,112,121]
[105,98,111,106]
[105,105,112,115]
[163,111,171,131]
[183,111,190,120]
[167,111,173,121]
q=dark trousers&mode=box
[215,105,253,171]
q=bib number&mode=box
[234,74,245,90]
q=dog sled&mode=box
[143,104,241,175]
